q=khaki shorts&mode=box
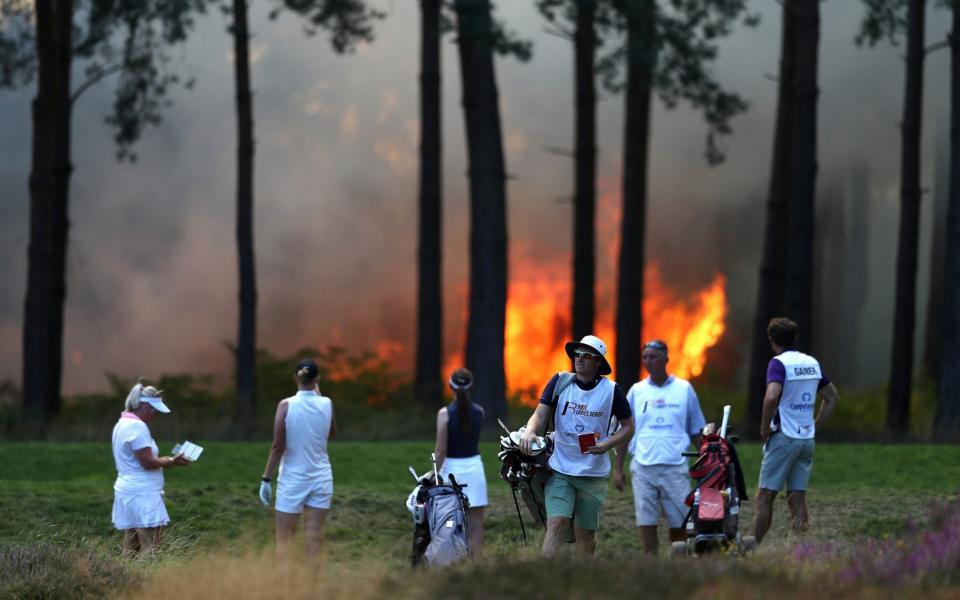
[758,432,815,492]
[544,472,609,531]
[630,463,690,528]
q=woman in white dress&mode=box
[111,381,188,555]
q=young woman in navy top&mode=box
[433,368,487,556]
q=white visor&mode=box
[142,396,171,413]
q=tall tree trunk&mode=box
[934,4,960,442]
[455,0,507,427]
[416,0,444,411]
[746,1,796,433]
[887,0,925,436]
[615,0,655,390]
[572,0,596,342]
[786,0,818,353]
[233,0,257,426]
[924,129,949,380]
[23,0,73,420]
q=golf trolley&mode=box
[672,405,757,557]
[406,453,471,568]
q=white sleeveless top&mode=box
[549,378,616,477]
[771,350,821,440]
[279,391,334,483]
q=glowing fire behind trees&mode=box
[441,257,727,406]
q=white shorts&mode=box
[276,477,333,514]
[112,490,170,530]
[631,462,690,528]
[441,455,488,508]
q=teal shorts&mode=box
[758,432,815,492]
[544,472,609,531]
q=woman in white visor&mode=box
[111,380,188,555]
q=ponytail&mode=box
[449,368,474,434]
[124,378,162,411]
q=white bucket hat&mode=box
[564,334,612,376]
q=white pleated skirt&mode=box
[112,490,170,530]
[441,455,488,508]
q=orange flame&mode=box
[443,257,726,406]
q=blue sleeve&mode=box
[818,374,831,391]
[539,373,561,407]
[686,385,706,435]
[612,384,632,419]
[766,358,786,385]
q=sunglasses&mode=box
[573,350,600,360]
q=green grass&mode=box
[2,441,959,598]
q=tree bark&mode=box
[786,0,818,354]
[924,130,949,380]
[455,0,508,427]
[614,0,655,390]
[887,0,925,436]
[233,0,257,426]
[572,0,597,342]
[23,0,73,419]
[415,0,444,411]
[746,0,796,433]
[934,4,960,443]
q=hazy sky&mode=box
[0,0,952,393]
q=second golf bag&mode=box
[674,406,754,556]
[408,470,471,568]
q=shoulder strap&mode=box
[548,372,576,432]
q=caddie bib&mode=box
[549,378,616,477]
[772,350,821,440]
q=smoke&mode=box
[0,1,952,393]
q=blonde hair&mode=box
[125,378,163,411]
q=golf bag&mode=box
[497,431,554,536]
[408,471,471,568]
[675,419,753,556]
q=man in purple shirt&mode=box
[753,317,839,542]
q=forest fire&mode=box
[442,258,727,405]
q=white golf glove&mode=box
[259,480,272,506]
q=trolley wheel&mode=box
[671,541,688,557]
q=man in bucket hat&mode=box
[614,339,706,555]
[519,335,634,555]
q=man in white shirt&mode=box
[615,339,705,555]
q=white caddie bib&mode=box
[771,350,821,440]
[549,378,616,477]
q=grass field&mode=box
[2,441,959,598]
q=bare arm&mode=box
[433,407,449,472]
[760,382,783,441]
[329,404,337,440]
[589,416,635,454]
[261,400,289,481]
[134,447,187,470]
[519,403,553,454]
[815,383,839,425]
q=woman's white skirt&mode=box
[440,455,488,508]
[112,491,170,530]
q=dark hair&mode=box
[767,317,798,348]
[295,358,320,385]
[450,368,474,434]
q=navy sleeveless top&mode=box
[446,401,484,458]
